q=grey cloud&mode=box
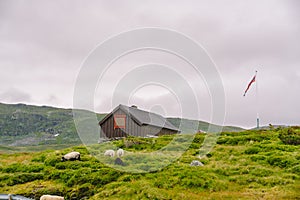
[0,88,32,103]
[0,0,299,128]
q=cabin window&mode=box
[114,114,126,129]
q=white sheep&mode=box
[40,194,64,200]
[104,149,115,157]
[61,151,80,161]
[116,148,124,157]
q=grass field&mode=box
[0,127,299,199]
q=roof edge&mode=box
[98,104,143,126]
[99,104,180,132]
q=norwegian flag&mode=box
[243,72,256,96]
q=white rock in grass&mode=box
[190,160,204,167]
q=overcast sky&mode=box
[0,0,299,128]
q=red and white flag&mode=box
[243,73,256,96]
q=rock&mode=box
[190,160,204,167]
[115,157,125,166]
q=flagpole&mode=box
[255,70,259,129]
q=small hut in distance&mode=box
[99,104,180,139]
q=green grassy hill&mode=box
[0,127,299,199]
[167,118,244,133]
[0,103,106,146]
[0,103,243,147]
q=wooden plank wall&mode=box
[100,109,178,138]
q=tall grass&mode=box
[0,127,299,199]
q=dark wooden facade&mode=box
[99,105,179,138]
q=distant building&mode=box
[99,104,180,138]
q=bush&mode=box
[1,163,44,173]
[250,168,273,177]
[193,134,205,143]
[279,127,300,145]
[31,154,47,162]
[250,155,266,162]
[55,161,86,170]
[89,169,122,187]
[289,164,300,175]
[0,174,11,187]
[244,147,261,154]
[119,175,135,182]
[67,183,95,199]
[257,176,294,187]
[153,174,179,189]
[44,157,58,166]
[26,164,45,173]
[7,173,44,186]
[48,170,75,183]
[267,156,297,168]
[218,130,276,146]
[1,163,24,173]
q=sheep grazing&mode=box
[104,149,115,157]
[61,151,80,162]
[117,148,124,157]
[40,194,64,200]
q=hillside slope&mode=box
[0,127,299,199]
[167,117,244,133]
[0,103,106,146]
[0,103,242,146]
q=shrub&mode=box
[67,183,95,199]
[214,168,231,176]
[119,175,135,182]
[250,155,266,162]
[0,174,11,187]
[189,142,201,149]
[250,167,273,177]
[289,164,300,175]
[181,177,206,188]
[267,156,297,168]
[244,147,261,154]
[7,173,44,186]
[55,161,86,170]
[48,170,75,183]
[193,134,205,143]
[153,174,179,189]
[257,176,294,187]
[31,154,47,162]
[267,156,283,167]
[26,164,45,173]
[44,157,58,167]
[1,163,24,173]
[216,136,245,145]
[1,163,44,173]
[279,127,300,145]
[216,137,227,145]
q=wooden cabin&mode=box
[99,104,180,138]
